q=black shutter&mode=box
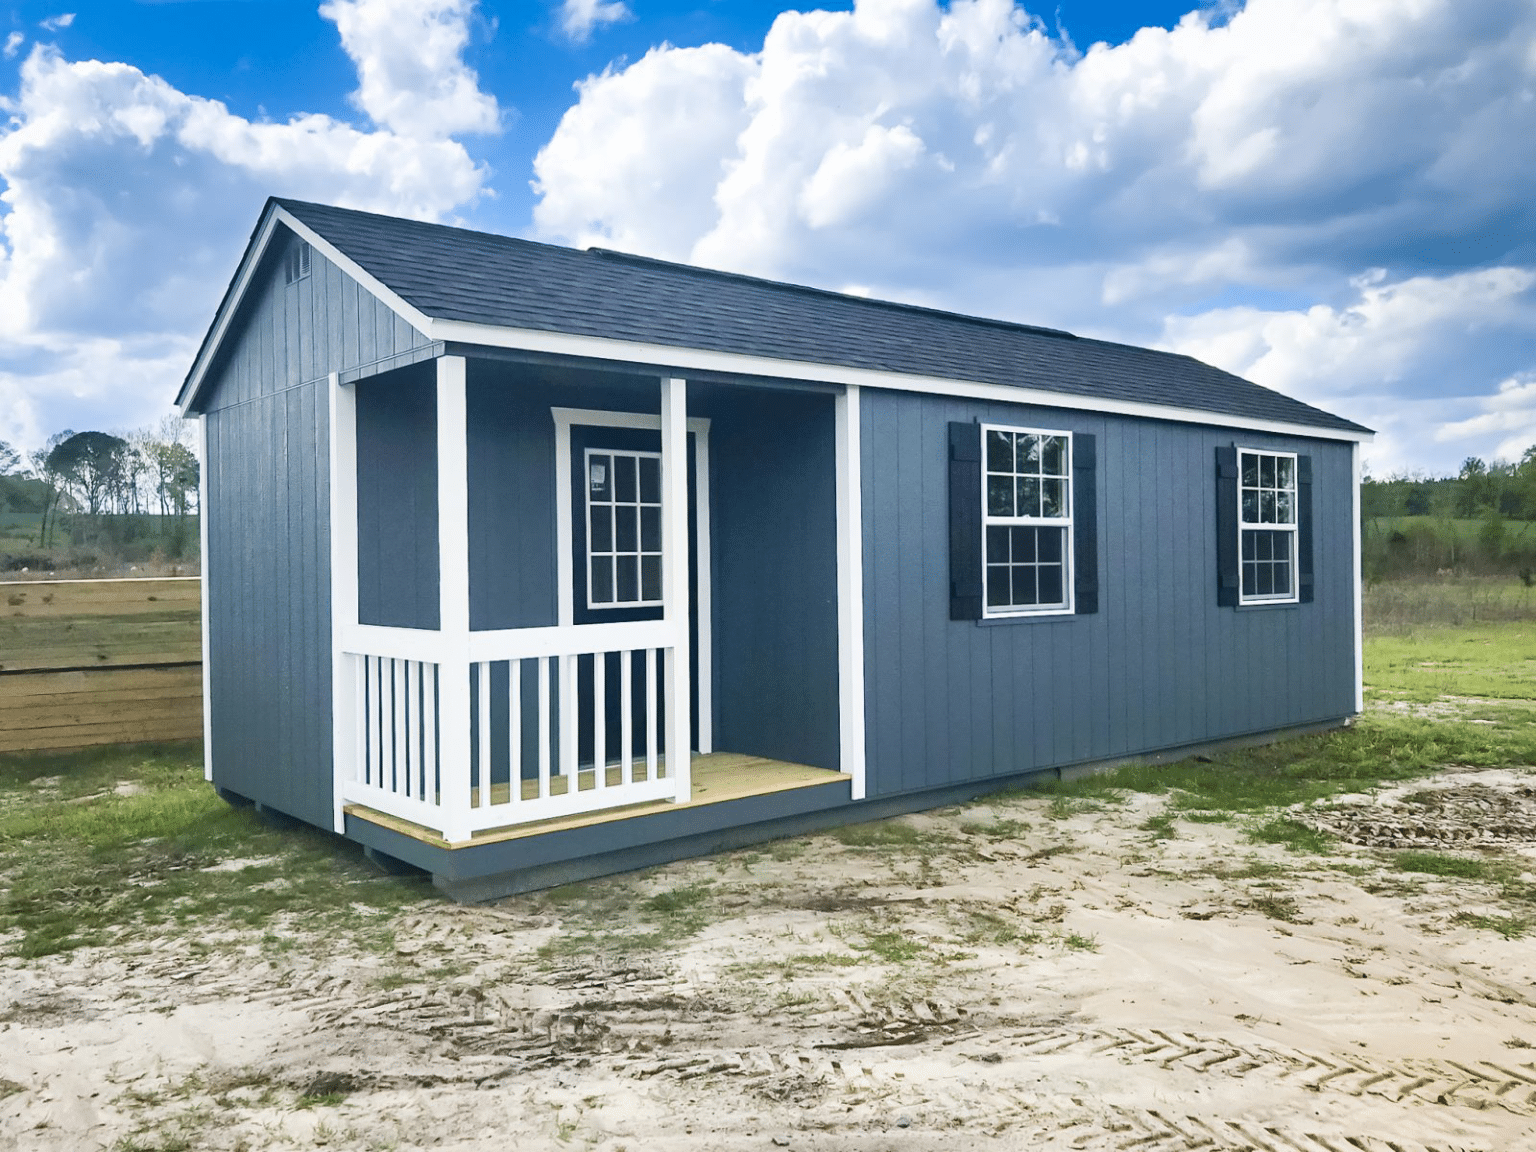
[1073,433,1098,614]
[1297,454,1314,603]
[1215,445,1239,607]
[949,421,983,620]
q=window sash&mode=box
[584,447,664,611]
[1236,448,1299,604]
[980,424,1073,615]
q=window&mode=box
[584,448,662,609]
[285,240,311,285]
[982,425,1073,615]
[1238,449,1297,603]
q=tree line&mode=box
[0,419,200,565]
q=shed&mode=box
[177,198,1373,900]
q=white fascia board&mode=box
[178,205,434,415]
[427,318,1373,445]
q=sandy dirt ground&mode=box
[6,764,1536,1151]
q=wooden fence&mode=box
[0,578,202,753]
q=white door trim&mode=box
[551,404,713,754]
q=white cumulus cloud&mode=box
[38,13,73,32]
[3,32,23,59]
[320,0,500,138]
[0,1,500,452]
[559,0,633,44]
[532,0,1536,474]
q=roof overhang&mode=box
[179,204,1371,443]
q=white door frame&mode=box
[552,405,713,755]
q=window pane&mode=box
[1241,490,1258,523]
[1260,490,1276,524]
[1041,436,1065,476]
[590,506,612,552]
[986,525,1010,563]
[1017,477,1040,517]
[986,430,1013,473]
[1272,560,1292,596]
[1037,526,1063,563]
[987,566,1011,607]
[591,558,613,603]
[988,476,1013,516]
[1241,453,1258,487]
[640,507,661,552]
[641,556,662,601]
[1260,455,1276,488]
[1242,530,1255,561]
[1255,530,1272,561]
[1242,561,1257,596]
[639,456,661,503]
[1277,456,1294,490]
[1011,565,1037,605]
[1256,563,1274,597]
[1011,525,1037,563]
[1276,491,1294,524]
[615,454,638,502]
[1019,434,1041,472]
[589,454,613,501]
[1041,478,1066,518]
[615,506,638,552]
[1038,564,1063,605]
[616,555,639,602]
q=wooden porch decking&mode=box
[344,752,847,849]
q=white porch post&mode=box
[660,376,692,802]
[328,373,358,831]
[199,414,214,784]
[834,384,867,800]
[437,355,474,842]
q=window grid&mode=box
[585,448,663,610]
[1238,449,1297,603]
[981,425,1072,615]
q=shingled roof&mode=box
[189,197,1371,436]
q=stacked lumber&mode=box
[0,578,202,753]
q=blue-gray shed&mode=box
[178,197,1372,900]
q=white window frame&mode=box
[583,445,665,611]
[1237,446,1299,606]
[980,422,1074,619]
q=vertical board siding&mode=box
[860,391,1357,800]
[709,392,841,774]
[466,363,559,631]
[197,226,431,827]
[203,380,333,827]
[355,363,441,630]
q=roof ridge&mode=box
[586,246,1079,341]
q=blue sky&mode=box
[1,0,1532,476]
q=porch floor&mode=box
[344,752,847,849]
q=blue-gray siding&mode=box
[198,227,432,825]
[356,363,439,630]
[203,381,333,827]
[707,390,841,772]
[860,390,1356,799]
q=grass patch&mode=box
[0,742,429,959]
[1141,813,1177,840]
[1454,911,1530,939]
[1396,851,1491,879]
[832,819,950,851]
[851,930,927,963]
[1365,624,1536,701]
[1249,817,1334,854]
[958,818,1031,839]
[1062,932,1099,952]
[1248,894,1303,922]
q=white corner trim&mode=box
[179,212,281,414]
[435,318,1373,445]
[198,414,213,784]
[436,356,474,842]
[835,385,867,801]
[1352,441,1364,715]
[660,377,692,800]
[327,373,359,832]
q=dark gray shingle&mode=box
[276,197,1369,435]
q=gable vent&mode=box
[285,240,312,285]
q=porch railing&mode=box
[338,621,687,841]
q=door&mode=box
[567,423,705,756]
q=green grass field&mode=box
[2,588,1532,959]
